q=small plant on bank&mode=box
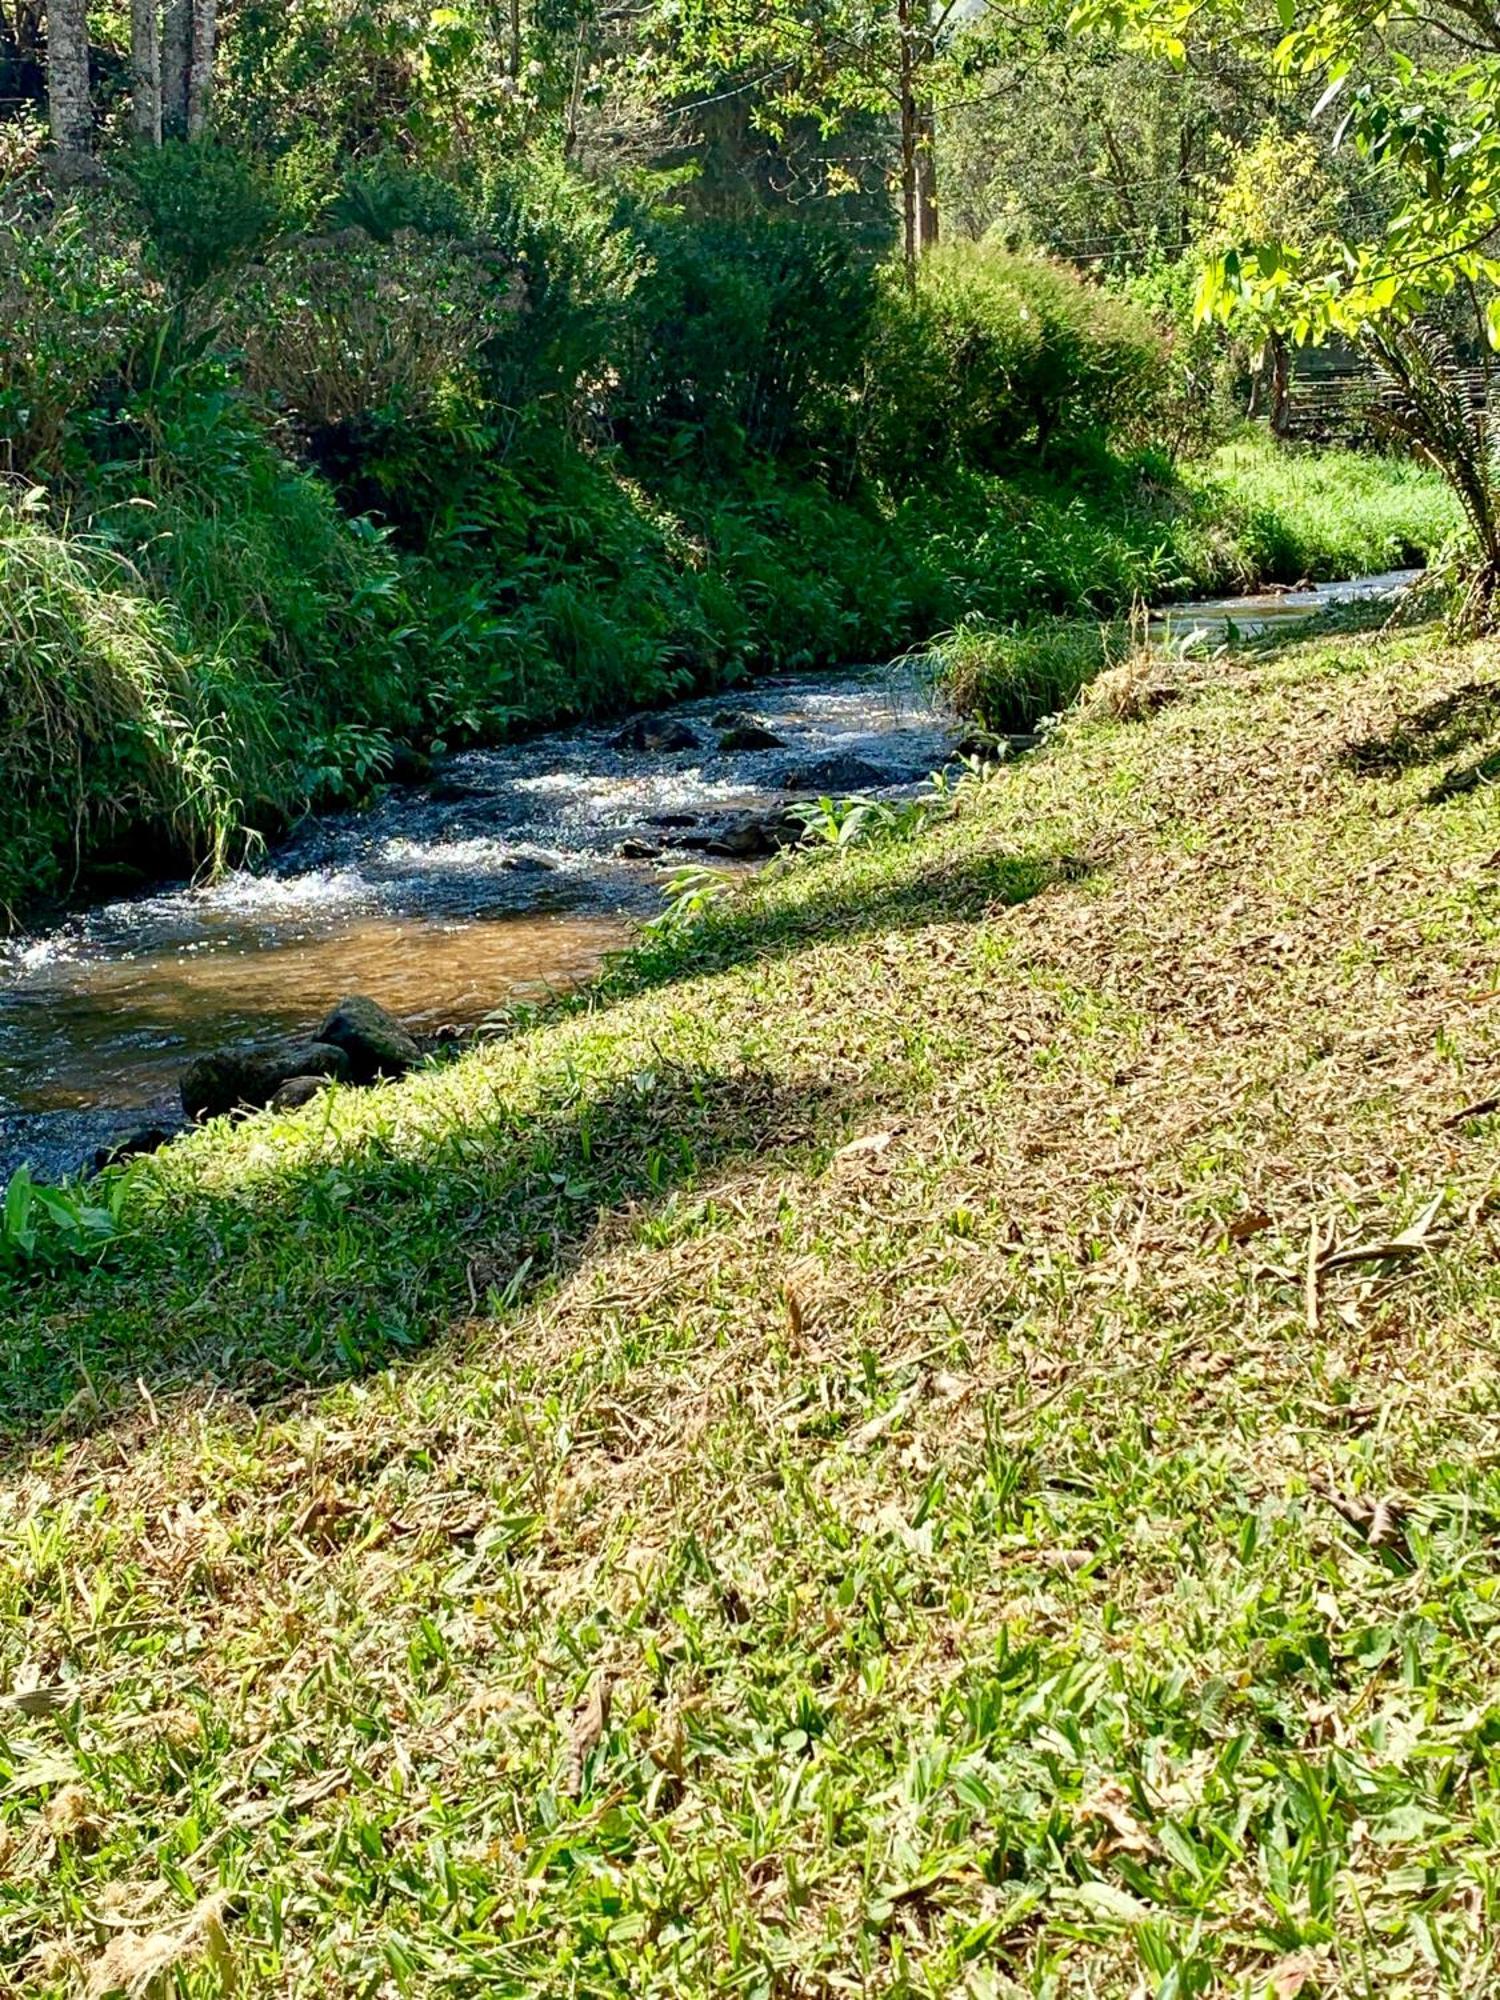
[0,1164,123,1272]
[298,723,396,809]
[642,864,735,938]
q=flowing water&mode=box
[1148,568,1418,642]
[0,570,1417,1183]
[0,666,958,1179]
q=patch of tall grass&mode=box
[1185,440,1463,582]
[0,496,239,913]
[932,615,1117,731]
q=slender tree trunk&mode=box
[508,0,521,76]
[46,0,91,161]
[1269,333,1291,439]
[185,0,213,135]
[562,25,584,157]
[161,0,188,135]
[915,98,938,250]
[131,0,160,142]
[897,0,917,277]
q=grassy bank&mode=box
[5,615,1500,1992]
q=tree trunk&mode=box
[1269,333,1292,439]
[915,98,938,251]
[185,0,213,135]
[131,0,159,142]
[161,0,188,135]
[45,0,91,161]
[897,0,917,277]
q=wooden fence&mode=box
[1281,362,1495,442]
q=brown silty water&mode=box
[0,571,1417,1181]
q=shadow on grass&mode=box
[0,838,1093,1449]
[1341,679,1500,799]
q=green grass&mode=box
[1187,441,1464,584]
[5,616,1500,1993]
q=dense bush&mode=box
[852,247,1170,483]
[0,495,236,910]
[615,214,880,472]
[124,141,286,286]
[0,199,162,477]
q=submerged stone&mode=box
[781,753,891,794]
[270,1074,336,1112]
[717,722,787,753]
[610,716,701,755]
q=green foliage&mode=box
[617,212,880,471]
[329,158,472,242]
[0,493,237,913]
[854,247,1169,482]
[933,615,1116,730]
[0,1163,121,1272]
[643,863,735,937]
[124,142,287,287]
[0,200,162,478]
[1191,438,1463,581]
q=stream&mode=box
[0,569,1417,1183]
[0,665,958,1180]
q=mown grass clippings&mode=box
[4,619,1500,1993]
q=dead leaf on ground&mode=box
[1318,1191,1448,1275]
[833,1130,895,1166]
[567,1672,612,1795]
[1078,1779,1154,1857]
[1227,1208,1272,1244]
[6,1682,72,1719]
[1267,1947,1322,1998]
[1319,1484,1409,1554]
[44,1783,102,1847]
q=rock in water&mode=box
[610,717,701,755]
[182,1041,351,1122]
[686,806,804,859]
[782,753,891,794]
[270,1075,334,1112]
[89,1126,176,1176]
[318,994,423,1084]
[716,721,787,753]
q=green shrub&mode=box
[0,200,162,478]
[0,493,236,912]
[852,247,1169,483]
[329,159,472,242]
[230,231,517,445]
[471,158,642,439]
[125,141,287,287]
[615,213,880,473]
[0,1164,122,1272]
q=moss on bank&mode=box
[4,616,1500,1992]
